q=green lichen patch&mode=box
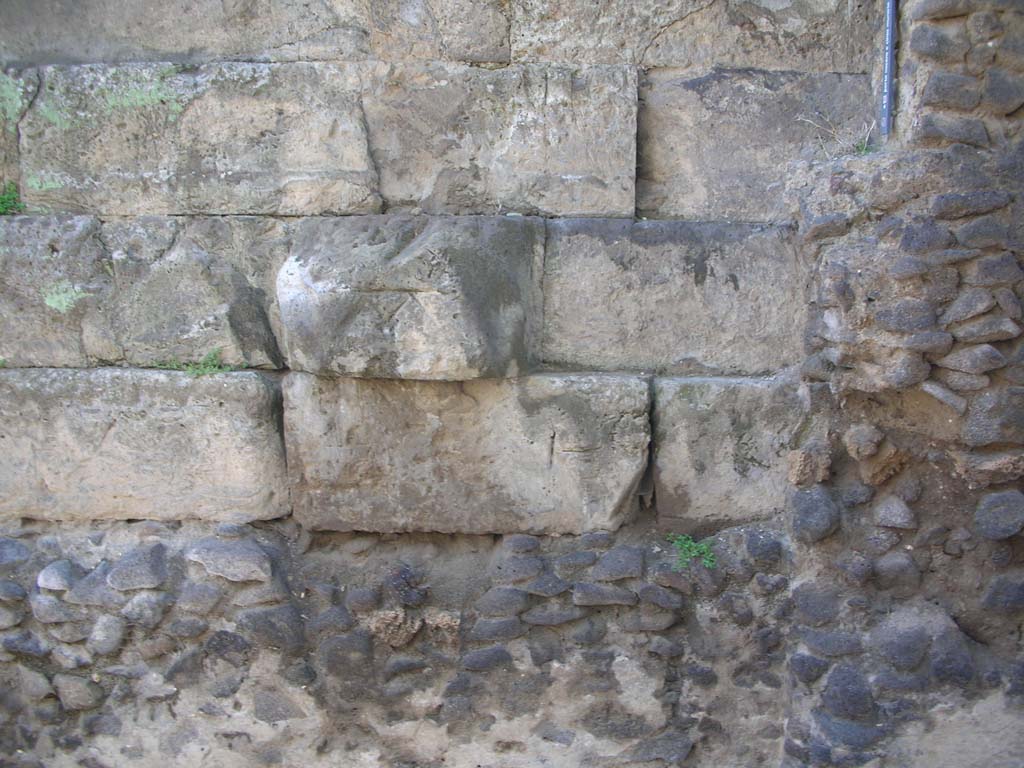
[0,73,28,130]
[100,68,186,116]
[25,172,64,192]
[43,281,90,313]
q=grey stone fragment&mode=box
[522,573,571,598]
[29,593,81,624]
[177,581,222,615]
[63,562,124,610]
[871,620,930,671]
[974,490,1024,540]
[21,63,379,215]
[813,710,886,749]
[0,369,288,523]
[278,215,543,380]
[791,486,841,543]
[253,689,306,723]
[541,219,808,375]
[962,253,1024,286]
[874,551,921,593]
[186,538,272,583]
[106,543,167,591]
[383,655,428,681]
[793,583,840,626]
[618,606,678,632]
[914,113,989,147]
[933,190,1011,219]
[790,653,830,683]
[461,645,513,671]
[957,216,1010,249]
[86,615,126,655]
[491,556,544,585]
[745,528,784,565]
[572,583,637,606]
[237,604,305,654]
[843,424,883,460]
[475,587,531,617]
[639,69,871,220]
[622,733,694,764]
[37,560,77,591]
[995,288,1022,320]
[554,551,598,578]
[964,387,1024,446]
[800,628,863,657]
[0,539,30,569]
[521,603,588,626]
[503,535,541,554]
[0,581,25,602]
[982,570,1024,612]
[983,68,1024,115]
[936,344,1006,374]
[940,288,996,326]
[53,673,104,711]
[468,617,527,642]
[929,629,975,685]
[951,316,1022,343]
[874,299,935,332]
[205,630,254,667]
[284,373,650,534]
[636,583,684,611]
[873,496,918,530]
[121,592,170,629]
[909,24,969,62]
[822,663,875,720]
[922,71,982,110]
[900,220,955,254]
[920,381,968,414]
[344,587,380,614]
[590,547,644,582]
[3,630,50,657]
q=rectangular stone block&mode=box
[0,215,287,368]
[20,63,380,215]
[0,369,288,522]
[283,373,651,534]
[541,219,808,375]
[278,215,543,379]
[653,375,810,534]
[511,0,877,71]
[638,69,872,220]
[0,0,509,66]
[362,62,637,216]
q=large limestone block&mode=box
[19,63,380,215]
[511,0,877,71]
[638,69,873,220]
[0,0,509,66]
[283,373,651,534]
[0,215,287,368]
[653,375,810,534]
[0,369,288,522]
[541,219,809,375]
[362,63,637,216]
[278,216,543,379]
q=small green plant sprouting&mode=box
[0,358,6,368]
[155,349,237,377]
[0,182,25,215]
[667,534,716,570]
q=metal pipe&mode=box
[880,0,898,139]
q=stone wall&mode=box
[0,0,1022,766]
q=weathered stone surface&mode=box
[0,369,288,522]
[654,375,810,533]
[792,485,841,543]
[186,538,273,583]
[0,0,509,65]
[974,491,1024,540]
[20,63,379,215]
[278,215,542,380]
[964,387,1024,446]
[0,215,287,368]
[541,219,807,375]
[0,70,35,187]
[362,62,637,216]
[638,69,872,220]
[510,0,876,71]
[284,372,650,534]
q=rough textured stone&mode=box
[937,344,1007,374]
[510,0,876,71]
[873,496,919,530]
[0,0,510,65]
[186,538,272,582]
[284,373,650,534]
[964,387,1024,446]
[541,219,807,375]
[52,673,104,711]
[974,491,1024,540]
[106,544,167,591]
[982,570,1024,612]
[0,369,288,522]
[20,63,380,215]
[278,215,542,379]
[638,68,872,219]
[572,583,637,606]
[362,62,637,216]
[654,375,810,533]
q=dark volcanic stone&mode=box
[745,528,784,565]
[871,623,930,671]
[636,583,685,610]
[929,629,976,686]
[318,629,374,672]
[791,486,840,543]
[974,490,1024,540]
[523,572,571,597]
[461,645,513,671]
[982,570,1024,612]
[822,664,876,720]
[491,556,545,585]
[475,586,531,616]
[793,582,840,626]
[502,534,540,553]
[790,653,830,684]
[800,628,863,657]
[573,582,637,606]
[521,603,588,626]
[553,550,598,578]
[237,604,305,654]
[0,538,30,569]
[813,709,886,749]
[106,543,167,591]
[590,546,644,581]
[469,617,527,642]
